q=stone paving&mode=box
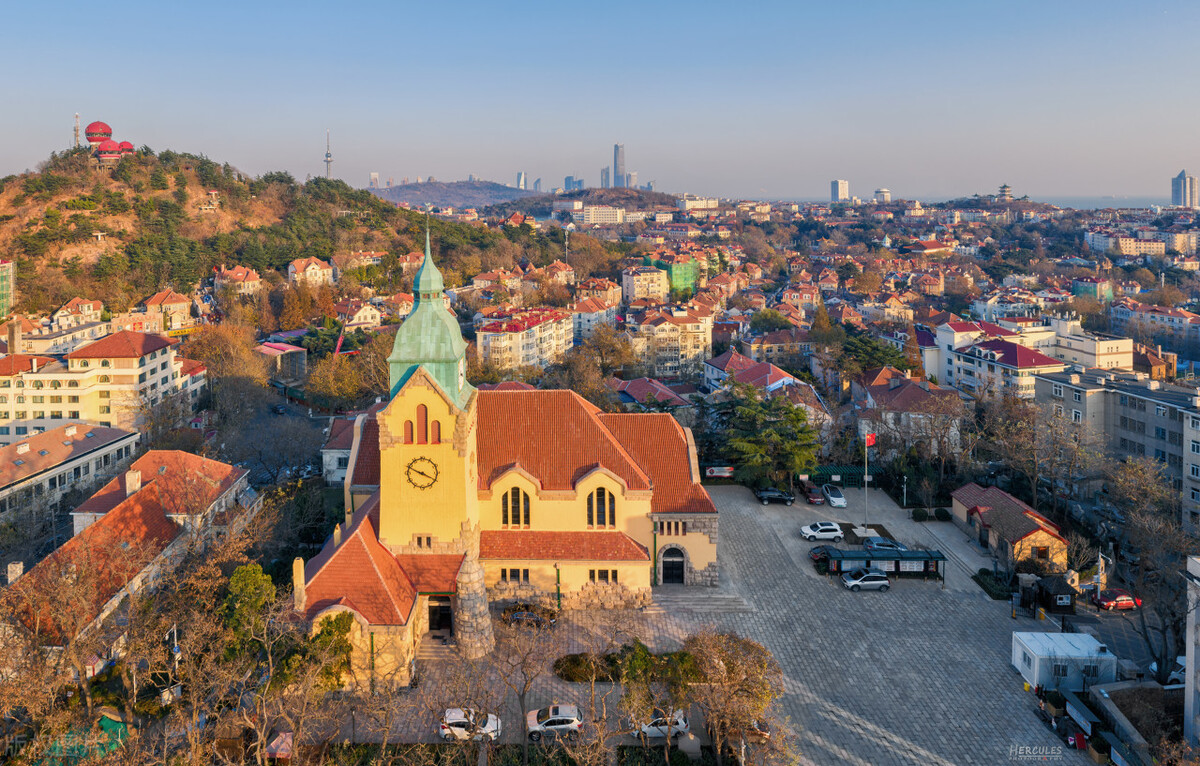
[352,484,1090,764]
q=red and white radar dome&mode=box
[85,121,113,143]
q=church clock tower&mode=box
[376,230,492,658]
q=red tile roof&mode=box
[608,377,689,408]
[177,357,206,377]
[393,554,464,593]
[67,330,172,359]
[732,362,794,389]
[965,339,1063,369]
[74,450,245,518]
[0,424,135,489]
[599,413,716,515]
[706,349,756,374]
[476,381,537,391]
[323,418,356,451]
[480,530,649,561]
[476,390,651,492]
[143,289,190,307]
[303,496,416,624]
[0,354,56,376]
[350,417,381,487]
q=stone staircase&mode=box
[643,587,754,616]
[416,633,459,661]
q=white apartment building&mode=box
[677,195,719,213]
[571,298,618,343]
[476,308,573,370]
[572,205,625,225]
[621,266,670,305]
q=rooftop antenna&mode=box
[324,129,333,179]
[73,113,80,149]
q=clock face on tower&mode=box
[405,456,439,489]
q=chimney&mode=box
[292,557,306,612]
[125,469,142,497]
[7,561,22,584]
[30,358,38,374]
[64,425,77,437]
[333,523,342,547]
[15,444,28,455]
[6,322,19,355]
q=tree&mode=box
[278,288,307,330]
[222,563,276,658]
[683,630,787,766]
[901,327,925,378]
[723,384,819,491]
[492,620,567,765]
[307,353,366,409]
[749,309,791,334]
[807,305,844,347]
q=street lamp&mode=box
[554,562,561,610]
[903,474,908,509]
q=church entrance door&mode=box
[662,548,686,585]
[428,596,453,635]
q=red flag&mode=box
[865,433,876,447]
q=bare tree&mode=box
[492,620,567,765]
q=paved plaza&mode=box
[382,484,1092,764]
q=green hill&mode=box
[0,149,623,314]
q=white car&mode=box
[636,709,689,738]
[800,521,844,542]
[1149,656,1186,685]
[526,704,583,741]
[439,708,502,741]
[822,484,847,508]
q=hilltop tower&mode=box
[324,130,333,179]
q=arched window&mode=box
[587,487,617,528]
[98,375,110,384]
[100,360,110,368]
[431,420,441,444]
[403,420,413,444]
[501,487,530,527]
[416,404,428,444]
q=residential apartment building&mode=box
[214,264,263,295]
[621,266,670,305]
[3,317,111,356]
[0,423,138,520]
[476,308,572,370]
[571,298,617,343]
[1110,297,1200,355]
[0,331,205,441]
[944,339,1065,398]
[741,327,812,369]
[0,260,13,318]
[628,307,713,378]
[575,278,621,306]
[141,289,194,330]
[572,205,625,225]
[1034,370,1200,530]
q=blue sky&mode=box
[4,1,1198,200]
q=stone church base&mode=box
[487,580,652,611]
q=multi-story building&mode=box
[51,298,103,328]
[944,338,1065,398]
[677,195,719,213]
[741,327,812,369]
[0,423,139,521]
[141,289,193,331]
[645,253,700,295]
[1110,297,1200,355]
[1034,370,1200,529]
[831,179,849,202]
[1071,277,1113,302]
[621,266,669,305]
[572,205,625,225]
[3,316,111,356]
[614,143,626,188]
[0,331,205,440]
[476,308,572,370]
[628,307,713,378]
[213,265,263,296]
[571,298,618,343]
[0,260,14,318]
[1173,170,1198,209]
[334,299,382,329]
[287,257,335,287]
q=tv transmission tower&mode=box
[73,113,80,149]
[324,129,333,179]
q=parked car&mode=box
[635,709,689,738]
[802,481,825,505]
[1149,656,1186,685]
[439,708,502,741]
[270,404,289,415]
[754,487,795,506]
[1091,588,1142,611]
[800,521,844,542]
[821,485,847,508]
[526,704,583,741]
[841,567,891,592]
[501,603,558,628]
[862,537,908,554]
[808,544,837,563]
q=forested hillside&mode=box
[0,148,624,313]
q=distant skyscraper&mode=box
[600,167,610,189]
[369,172,380,188]
[614,144,626,189]
[533,178,542,193]
[874,188,891,203]
[627,171,638,189]
[1172,170,1198,208]
[831,180,849,202]
[516,172,527,190]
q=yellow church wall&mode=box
[376,378,479,548]
[312,607,415,688]
[483,560,651,594]
[480,468,655,538]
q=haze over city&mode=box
[6,1,1200,200]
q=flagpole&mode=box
[864,437,869,527]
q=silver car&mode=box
[822,484,847,508]
[439,708,502,741]
[841,567,890,592]
[636,709,689,738]
[526,704,583,741]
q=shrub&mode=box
[911,508,929,522]
[934,507,951,522]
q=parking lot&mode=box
[372,484,1091,763]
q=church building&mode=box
[293,234,718,686]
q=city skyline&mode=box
[2,1,1199,200]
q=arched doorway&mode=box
[661,548,686,585]
[428,596,453,636]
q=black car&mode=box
[271,404,289,415]
[754,487,795,506]
[808,544,836,563]
[500,603,558,629]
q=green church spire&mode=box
[387,228,472,407]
